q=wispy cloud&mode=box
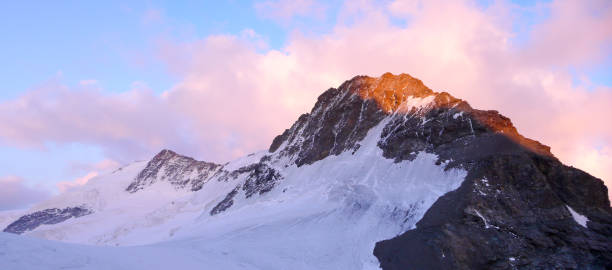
[57,171,99,192]
[79,79,98,86]
[0,81,199,163]
[0,0,610,200]
[142,8,166,25]
[0,176,51,210]
[154,0,612,198]
[255,0,328,24]
[57,158,121,192]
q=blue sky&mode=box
[0,1,348,100]
[1,0,608,101]
[1,1,275,99]
[0,1,294,191]
[1,0,611,208]
[0,0,352,190]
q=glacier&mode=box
[4,73,609,269]
[0,118,466,270]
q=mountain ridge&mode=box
[1,72,610,270]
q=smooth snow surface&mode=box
[0,232,250,270]
[2,118,467,269]
[566,205,589,228]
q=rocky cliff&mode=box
[3,72,610,269]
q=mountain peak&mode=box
[270,72,552,167]
[341,72,434,113]
[126,150,221,193]
[154,149,178,159]
[3,72,611,270]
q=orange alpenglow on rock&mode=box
[339,72,552,157]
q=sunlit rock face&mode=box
[269,72,438,166]
[269,72,552,167]
[2,73,610,270]
[268,72,611,269]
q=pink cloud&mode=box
[58,159,120,193]
[57,172,99,192]
[68,159,121,177]
[158,0,612,198]
[521,0,612,68]
[0,176,51,210]
[58,159,121,193]
[0,0,610,200]
[0,81,200,162]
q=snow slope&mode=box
[2,117,466,269]
[0,232,250,270]
[4,73,610,270]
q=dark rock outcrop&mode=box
[119,72,610,269]
[339,74,612,270]
[374,154,612,269]
[242,163,282,198]
[210,186,240,216]
[374,144,612,269]
[208,161,283,216]
[265,72,611,269]
[127,149,221,192]
[269,73,427,166]
[3,207,92,234]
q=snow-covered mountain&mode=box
[1,73,611,270]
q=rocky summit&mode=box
[271,72,612,269]
[126,149,222,192]
[1,73,610,270]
